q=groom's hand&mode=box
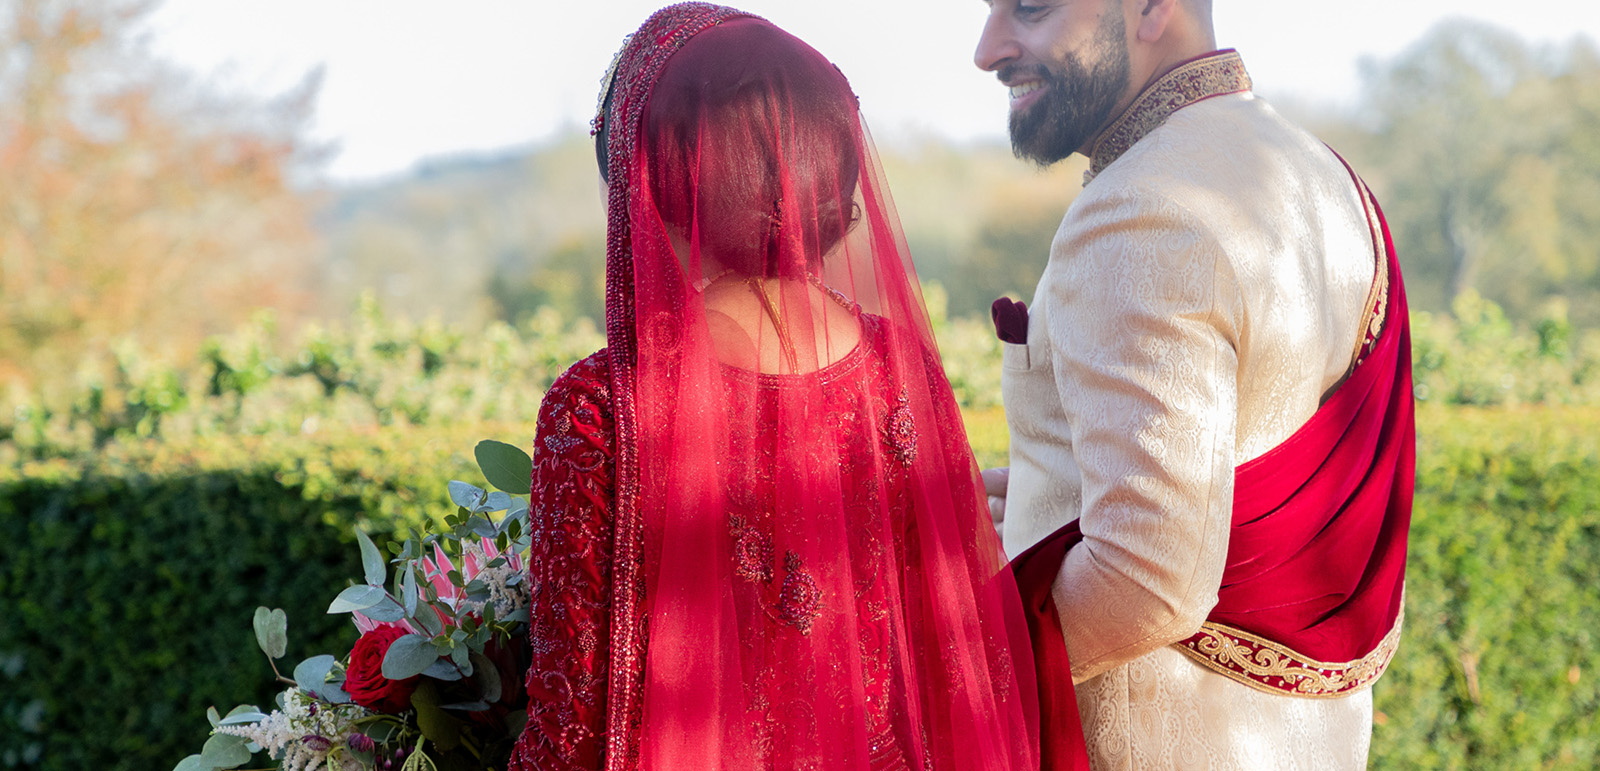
[981,467,1009,526]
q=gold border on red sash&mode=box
[1174,598,1404,698]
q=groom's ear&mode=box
[1134,0,1180,44]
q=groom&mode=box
[975,0,1415,768]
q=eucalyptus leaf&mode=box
[217,711,270,726]
[414,605,445,636]
[502,608,530,625]
[469,650,502,703]
[206,706,221,728]
[409,680,462,751]
[356,529,386,587]
[322,679,353,704]
[251,607,287,660]
[199,733,252,768]
[328,584,388,614]
[467,515,498,538]
[482,491,513,513]
[447,481,485,510]
[381,634,439,680]
[475,440,533,494]
[360,601,406,623]
[293,655,338,698]
[402,568,419,617]
[439,700,491,712]
[421,657,466,681]
[364,721,402,743]
[450,643,471,669]
[172,754,215,771]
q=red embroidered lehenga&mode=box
[508,6,1049,770]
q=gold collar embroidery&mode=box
[1085,50,1252,185]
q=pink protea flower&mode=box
[353,537,525,634]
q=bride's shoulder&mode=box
[542,349,612,412]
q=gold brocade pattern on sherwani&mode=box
[1086,50,1252,184]
[1177,610,1404,698]
[1004,44,1386,765]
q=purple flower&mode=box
[348,733,376,754]
[301,735,333,752]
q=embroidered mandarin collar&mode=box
[1084,49,1252,185]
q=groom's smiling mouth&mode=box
[1008,80,1046,111]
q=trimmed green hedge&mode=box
[1370,406,1600,769]
[3,408,1597,769]
[0,427,510,771]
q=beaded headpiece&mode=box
[591,32,634,136]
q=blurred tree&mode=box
[1340,20,1600,327]
[0,0,322,385]
[877,136,1084,318]
[487,234,606,325]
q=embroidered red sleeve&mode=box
[509,351,615,771]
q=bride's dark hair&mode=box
[637,19,862,279]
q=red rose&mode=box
[344,625,420,714]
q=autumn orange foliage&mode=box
[0,0,321,385]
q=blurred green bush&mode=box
[1370,405,1600,769]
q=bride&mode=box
[508,5,1061,769]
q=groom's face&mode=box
[975,0,1132,166]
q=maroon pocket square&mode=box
[991,297,1029,345]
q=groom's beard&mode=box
[1006,15,1131,167]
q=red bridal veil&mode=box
[584,4,1044,769]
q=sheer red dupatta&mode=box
[597,6,1041,770]
[1012,172,1414,723]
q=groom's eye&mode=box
[1015,4,1049,20]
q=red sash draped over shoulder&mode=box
[1012,171,1414,746]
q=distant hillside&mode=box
[314,134,607,325]
[313,131,1087,325]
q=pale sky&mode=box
[145,0,1600,182]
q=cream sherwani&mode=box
[1001,52,1380,770]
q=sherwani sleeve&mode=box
[1044,186,1243,683]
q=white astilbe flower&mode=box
[475,545,529,620]
[216,689,370,771]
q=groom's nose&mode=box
[974,10,1021,72]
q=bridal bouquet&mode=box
[173,441,537,771]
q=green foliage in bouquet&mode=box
[170,440,537,771]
